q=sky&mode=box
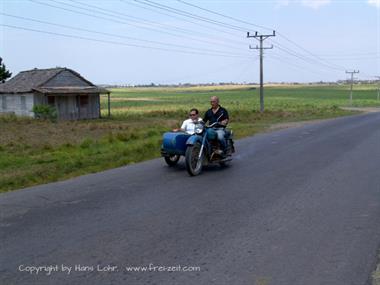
[0,0,379,85]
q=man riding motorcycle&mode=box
[203,96,229,156]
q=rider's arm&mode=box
[220,108,229,126]
[220,119,229,126]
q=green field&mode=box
[1,84,379,192]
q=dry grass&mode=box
[0,114,179,192]
[0,115,178,148]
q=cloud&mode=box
[275,0,331,9]
[368,0,380,8]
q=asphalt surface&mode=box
[1,112,380,285]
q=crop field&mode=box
[106,84,380,115]
[1,84,379,192]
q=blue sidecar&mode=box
[160,132,191,166]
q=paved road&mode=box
[1,113,380,285]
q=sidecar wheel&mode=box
[219,161,229,167]
[164,155,180,166]
[185,142,204,176]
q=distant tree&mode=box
[0,57,12,83]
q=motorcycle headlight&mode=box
[195,124,204,134]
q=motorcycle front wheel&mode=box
[185,142,204,176]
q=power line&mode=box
[119,0,246,44]
[148,1,353,81]
[69,0,245,46]
[270,54,380,62]
[1,24,250,58]
[30,0,245,51]
[232,57,260,83]
[268,55,337,78]
[101,0,352,74]
[1,12,250,57]
[70,0,194,34]
[316,52,380,57]
[314,56,380,61]
[271,42,346,71]
[13,0,371,83]
[132,0,246,32]
[276,32,346,69]
[49,0,227,42]
[176,0,352,73]
[175,0,272,32]
[174,0,349,73]
[161,1,349,91]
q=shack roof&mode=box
[0,67,109,94]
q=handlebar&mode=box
[206,113,225,128]
[207,121,223,128]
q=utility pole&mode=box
[345,70,359,105]
[374,76,380,101]
[247,31,275,112]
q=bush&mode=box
[32,104,57,121]
[80,138,93,148]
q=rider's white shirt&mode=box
[181,118,203,134]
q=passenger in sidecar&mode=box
[161,108,203,166]
[172,108,203,135]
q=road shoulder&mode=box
[373,251,380,285]
[269,107,380,132]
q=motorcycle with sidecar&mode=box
[161,122,235,176]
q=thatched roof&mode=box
[0,67,109,94]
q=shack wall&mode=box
[55,94,100,120]
[0,93,34,117]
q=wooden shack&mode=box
[0,67,110,120]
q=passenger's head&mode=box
[189,108,199,121]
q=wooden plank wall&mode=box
[1,93,100,120]
[56,94,100,120]
[0,93,34,117]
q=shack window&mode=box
[80,95,89,107]
[1,95,6,110]
[47,96,55,106]
[21,96,26,110]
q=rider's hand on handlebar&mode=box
[220,119,228,126]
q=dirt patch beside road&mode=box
[340,107,380,113]
[269,119,329,132]
[269,107,380,132]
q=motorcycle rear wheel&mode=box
[185,142,204,176]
